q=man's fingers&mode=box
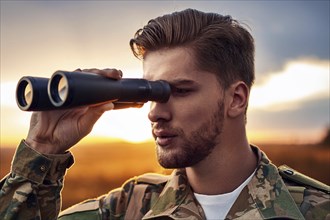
[100,68,123,79]
[80,68,123,80]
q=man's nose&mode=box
[148,101,171,123]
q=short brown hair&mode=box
[130,8,255,89]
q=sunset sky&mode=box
[1,1,329,146]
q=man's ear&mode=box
[226,81,249,118]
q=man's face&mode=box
[143,47,226,169]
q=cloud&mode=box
[250,58,329,111]
[247,97,329,144]
[248,97,329,130]
[247,57,329,144]
[251,1,330,75]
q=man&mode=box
[0,8,329,220]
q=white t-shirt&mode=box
[194,171,255,220]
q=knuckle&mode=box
[82,68,98,73]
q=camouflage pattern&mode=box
[0,140,74,220]
[0,141,329,219]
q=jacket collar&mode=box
[142,146,304,220]
[142,169,205,219]
[226,146,304,219]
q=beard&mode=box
[153,100,225,169]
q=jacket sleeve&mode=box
[0,140,74,220]
[58,178,137,220]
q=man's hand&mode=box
[25,68,122,154]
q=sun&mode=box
[90,103,153,143]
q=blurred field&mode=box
[1,141,329,210]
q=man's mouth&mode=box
[153,130,177,147]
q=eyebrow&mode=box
[166,78,199,87]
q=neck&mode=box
[186,132,257,195]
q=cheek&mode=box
[172,100,208,129]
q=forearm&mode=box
[0,140,73,220]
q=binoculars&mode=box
[16,70,171,111]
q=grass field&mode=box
[1,141,329,210]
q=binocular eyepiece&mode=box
[16,70,171,111]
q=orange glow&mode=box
[247,129,325,145]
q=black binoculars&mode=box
[16,70,171,111]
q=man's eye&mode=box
[171,87,191,96]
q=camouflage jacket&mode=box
[0,140,329,220]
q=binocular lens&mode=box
[57,77,69,101]
[58,76,68,102]
[16,76,52,111]
[24,83,33,105]
[16,79,33,108]
[49,74,69,106]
